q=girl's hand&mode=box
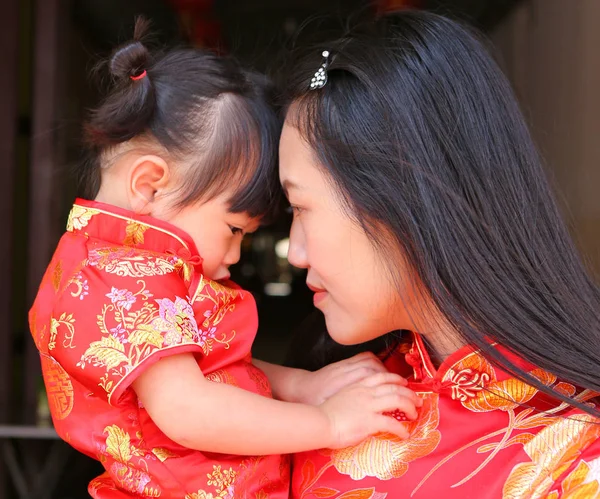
[320,372,423,448]
[293,352,405,405]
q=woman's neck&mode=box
[418,319,466,367]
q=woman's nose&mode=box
[287,225,308,269]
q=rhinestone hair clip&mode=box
[309,50,331,90]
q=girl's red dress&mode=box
[30,199,289,499]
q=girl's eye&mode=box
[286,205,303,216]
[229,226,243,236]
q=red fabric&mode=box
[292,333,600,499]
[30,199,289,499]
[167,0,222,49]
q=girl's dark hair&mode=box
[282,11,600,415]
[81,19,281,219]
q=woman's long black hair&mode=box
[282,10,600,416]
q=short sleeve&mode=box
[50,248,206,405]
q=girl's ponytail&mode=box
[85,18,155,146]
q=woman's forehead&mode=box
[279,123,308,177]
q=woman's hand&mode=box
[292,351,404,405]
[320,372,423,448]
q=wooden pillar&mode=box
[26,0,68,424]
[0,4,21,498]
[0,0,20,424]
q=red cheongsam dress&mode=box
[292,333,600,499]
[29,199,289,499]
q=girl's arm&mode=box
[133,353,421,456]
[253,352,392,405]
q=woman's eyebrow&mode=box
[282,179,302,196]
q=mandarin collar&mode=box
[397,332,565,409]
[66,198,202,267]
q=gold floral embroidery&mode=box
[41,355,74,419]
[301,488,387,499]
[446,366,490,401]
[88,473,117,495]
[205,369,239,386]
[206,465,237,497]
[52,260,63,292]
[298,456,388,499]
[102,425,161,497]
[186,465,238,499]
[548,458,600,499]
[174,258,194,283]
[105,425,140,462]
[66,205,99,231]
[413,388,597,495]
[48,313,76,351]
[195,278,239,324]
[298,393,440,497]
[87,247,177,278]
[443,352,557,412]
[76,280,204,398]
[329,392,440,481]
[151,447,179,462]
[124,221,148,246]
[186,492,216,499]
[192,277,238,352]
[231,456,273,498]
[503,413,600,498]
[68,271,89,300]
[337,489,387,499]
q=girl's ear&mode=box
[126,155,171,215]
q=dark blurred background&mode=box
[1,0,599,497]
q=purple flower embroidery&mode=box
[110,324,128,343]
[150,296,199,346]
[80,279,89,300]
[106,287,136,310]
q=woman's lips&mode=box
[307,283,328,306]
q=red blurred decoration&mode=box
[377,0,423,13]
[167,0,224,50]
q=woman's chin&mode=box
[326,321,373,346]
[325,314,393,346]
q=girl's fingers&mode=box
[373,384,422,407]
[372,392,421,420]
[360,372,409,388]
[373,415,410,439]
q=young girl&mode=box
[29,24,420,499]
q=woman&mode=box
[279,10,600,499]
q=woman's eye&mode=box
[286,205,303,216]
[229,226,243,236]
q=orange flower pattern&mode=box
[547,457,600,499]
[443,351,557,412]
[30,199,288,498]
[330,393,440,481]
[503,411,600,498]
[292,334,600,498]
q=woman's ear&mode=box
[126,155,171,215]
